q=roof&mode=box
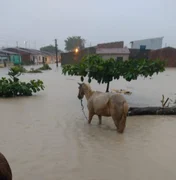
[0,53,8,57]
[97,41,124,48]
[19,48,41,55]
[0,49,19,55]
[150,46,176,52]
[96,47,130,55]
[3,47,31,54]
[40,51,56,56]
[130,37,164,43]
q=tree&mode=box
[62,55,165,92]
[64,36,86,51]
[40,45,63,53]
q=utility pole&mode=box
[55,39,58,67]
[16,41,18,47]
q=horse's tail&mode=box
[118,101,129,133]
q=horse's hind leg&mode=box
[110,108,123,133]
[88,111,94,124]
[98,115,102,125]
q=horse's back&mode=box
[89,92,126,113]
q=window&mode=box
[140,45,146,50]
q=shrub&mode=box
[38,64,52,70]
[28,68,42,73]
[0,67,45,97]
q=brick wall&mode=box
[149,47,176,67]
[61,47,96,65]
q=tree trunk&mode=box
[106,82,110,92]
[128,106,176,116]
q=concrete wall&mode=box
[131,37,163,50]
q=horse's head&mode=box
[77,83,85,99]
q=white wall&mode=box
[131,37,163,50]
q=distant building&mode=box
[0,53,9,67]
[149,47,176,67]
[3,47,55,65]
[0,50,21,66]
[97,41,124,48]
[129,48,151,60]
[96,41,130,61]
[61,41,130,65]
[130,37,164,50]
[61,47,96,66]
[96,47,130,61]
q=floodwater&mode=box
[0,64,176,180]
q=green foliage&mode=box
[64,36,86,51]
[0,67,45,97]
[62,55,165,92]
[40,45,63,53]
[28,68,42,73]
[38,64,52,70]
[11,65,27,73]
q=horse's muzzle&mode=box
[77,95,82,100]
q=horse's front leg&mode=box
[88,111,94,124]
[98,115,102,125]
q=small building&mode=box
[0,50,21,66]
[0,53,9,67]
[97,41,124,48]
[3,48,33,65]
[96,47,130,61]
[61,47,96,66]
[130,37,164,50]
[3,47,48,65]
[41,51,56,64]
[149,47,176,67]
[129,48,151,60]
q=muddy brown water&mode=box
[0,65,176,180]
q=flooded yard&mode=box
[0,65,176,180]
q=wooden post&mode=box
[55,39,58,67]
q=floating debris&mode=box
[111,89,132,95]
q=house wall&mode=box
[131,37,163,50]
[45,55,55,64]
[149,47,176,67]
[3,48,31,65]
[61,47,96,65]
[129,49,151,60]
[0,55,10,67]
[100,54,129,61]
[31,55,43,64]
[10,55,21,65]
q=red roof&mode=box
[97,41,124,48]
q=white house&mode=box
[130,37,164,50]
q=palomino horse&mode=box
[77,83,129,133]
[0,152,12,180]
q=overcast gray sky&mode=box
[0,0,175,50]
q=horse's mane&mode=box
[83,83,92,91]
